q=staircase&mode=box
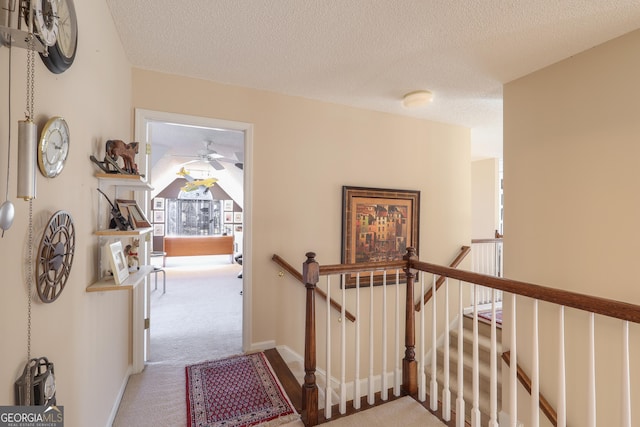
[427,310,502,425]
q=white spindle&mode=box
[557,306,566,427]
[394,270,401,396]
[509,293,517,427]
[368,272,374,405]
[622,321,631,427]
[442,278,451,422]
[488,289,499,427]
[419,273,426,402]
[456,281,465,427]
[381,271,388,401]
[339,275,346,414]
[588,312,596,427]
[325,276,332,419]
[471,285,481,427]
[354,273,361,410]
[530,299,539,427]
[430,273,438,410]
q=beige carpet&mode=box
[113,256,243,427]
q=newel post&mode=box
[302,252,319,426]
[402,247,418,395]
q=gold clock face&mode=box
[38,117,70,178]
[36,211,75,303]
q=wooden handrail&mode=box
[415,245,471,311]
[502,351,557,427]
[272,254,356,323]
[471,237,503,244]
[409,259,640,324]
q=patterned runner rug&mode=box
[186,352,299,427]
[477,308,503,325]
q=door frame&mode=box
[132,108,253,373]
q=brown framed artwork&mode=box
[342,186,420,286]
[116,199,152,229]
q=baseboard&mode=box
[250,340,276,352]
[106,364,133,427]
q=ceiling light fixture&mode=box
[402,90,433,108]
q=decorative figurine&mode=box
[90,140,141,175]
[125,239,140,270]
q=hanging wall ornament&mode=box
[17,31,37,201]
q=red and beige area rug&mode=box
[186,352,299,427]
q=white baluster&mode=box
[471,285,481,427]
[488,289,499,427]
[368,272,374,406]
[622,321,631,427]
[530,299,539,427]
[456,281,465,427]
[588,312,596,427]
[510,293,517,427]
[325,276,332,419]
[430,273,438,410]
[381,271,388,401]
[354,273,361,410]
[442,278,451,422]
[394,270,401,396]
[558,306,566,427]
[340,275,346,414]
[419,273,426,402]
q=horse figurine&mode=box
[125,238,140,270]
[105,140,139,175]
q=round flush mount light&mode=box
[402,90,433,108]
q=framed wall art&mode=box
[153,210,165,223]
[342,186,420,286]
[116,199,152,229]
[153,197,165,210]
[107,241,129,285]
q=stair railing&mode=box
[299,248,640,427]
[471,231,503,305]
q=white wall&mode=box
[472,158,500,239]
[0,1,133,425]
[503,28,640,426]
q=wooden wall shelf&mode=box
[95,227,152,237]
[87,265,154,292]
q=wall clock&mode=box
[38,116,70,178]
[30,0,59,47]
[40,0,78,73]
[36,210,75,303]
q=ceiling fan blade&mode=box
[208,159,225,170]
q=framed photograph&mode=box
[153,223,165,237]
[153,210,165,223]
[116,199,152,228]
[223,211,234,223]
[107,241,129,285]
[233,212,243,223]
[342,186,420,286]
[153,197,165,210]
[223,199,234,211]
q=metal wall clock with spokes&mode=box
[36,210,76,303]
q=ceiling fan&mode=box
[174,140,244,170]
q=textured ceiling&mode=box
[107,0,640,159]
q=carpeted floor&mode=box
[113,256,243,427]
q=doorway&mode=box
[134,109,253,368]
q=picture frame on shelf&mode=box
[108,241,129,285]
[116,199,152,228]
[341,186,420,286]
[153,197,165,210]
[153,210,165,223]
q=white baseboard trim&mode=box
[250,340,277,352]
[107,364,133,427]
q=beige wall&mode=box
[503,29,640,426]
[0,1,133,425]
[471,158,500,239]
[133,69,472,359]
